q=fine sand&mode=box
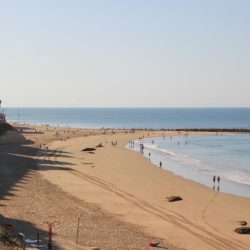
[0,125,250,250]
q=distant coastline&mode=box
[5,107,250,129]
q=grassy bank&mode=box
[0,227,23,250]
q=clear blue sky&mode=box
[1,0,250,107]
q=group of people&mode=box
[128,140,135,149]
[213,175,220,184]
[39,144,49,150]
[111,141,118,147]
[213,175,221,191]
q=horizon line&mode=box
[3,106,250,109]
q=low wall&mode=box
[0,124,27,144]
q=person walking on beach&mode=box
[217,176,220,184]
[212,176,216,189]
[215,176,221,192]
[217,176,220,189]
[213,176,216,184]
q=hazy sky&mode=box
[1,0,250,107]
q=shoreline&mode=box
[1,124,250,249]
[10,122,250,132]
[129,134,250,198]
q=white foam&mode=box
[221,171,250,186]
[144,142,201,165]
[143,143,178,156]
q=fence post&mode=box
[76,214,81,243]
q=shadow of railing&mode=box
[0,136,75,248]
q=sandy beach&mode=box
[0,125,250,250]
[2,0,250,248]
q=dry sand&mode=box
[0,124,250,250]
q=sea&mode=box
[4,107,250,197]
[4,107,250,129]
[130,134,250,197]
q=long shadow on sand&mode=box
[0,144,75,201]
[0,136,75,248]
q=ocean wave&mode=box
[143,143,178,156]
[221,171,250,186]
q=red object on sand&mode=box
[148,241,161,247]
